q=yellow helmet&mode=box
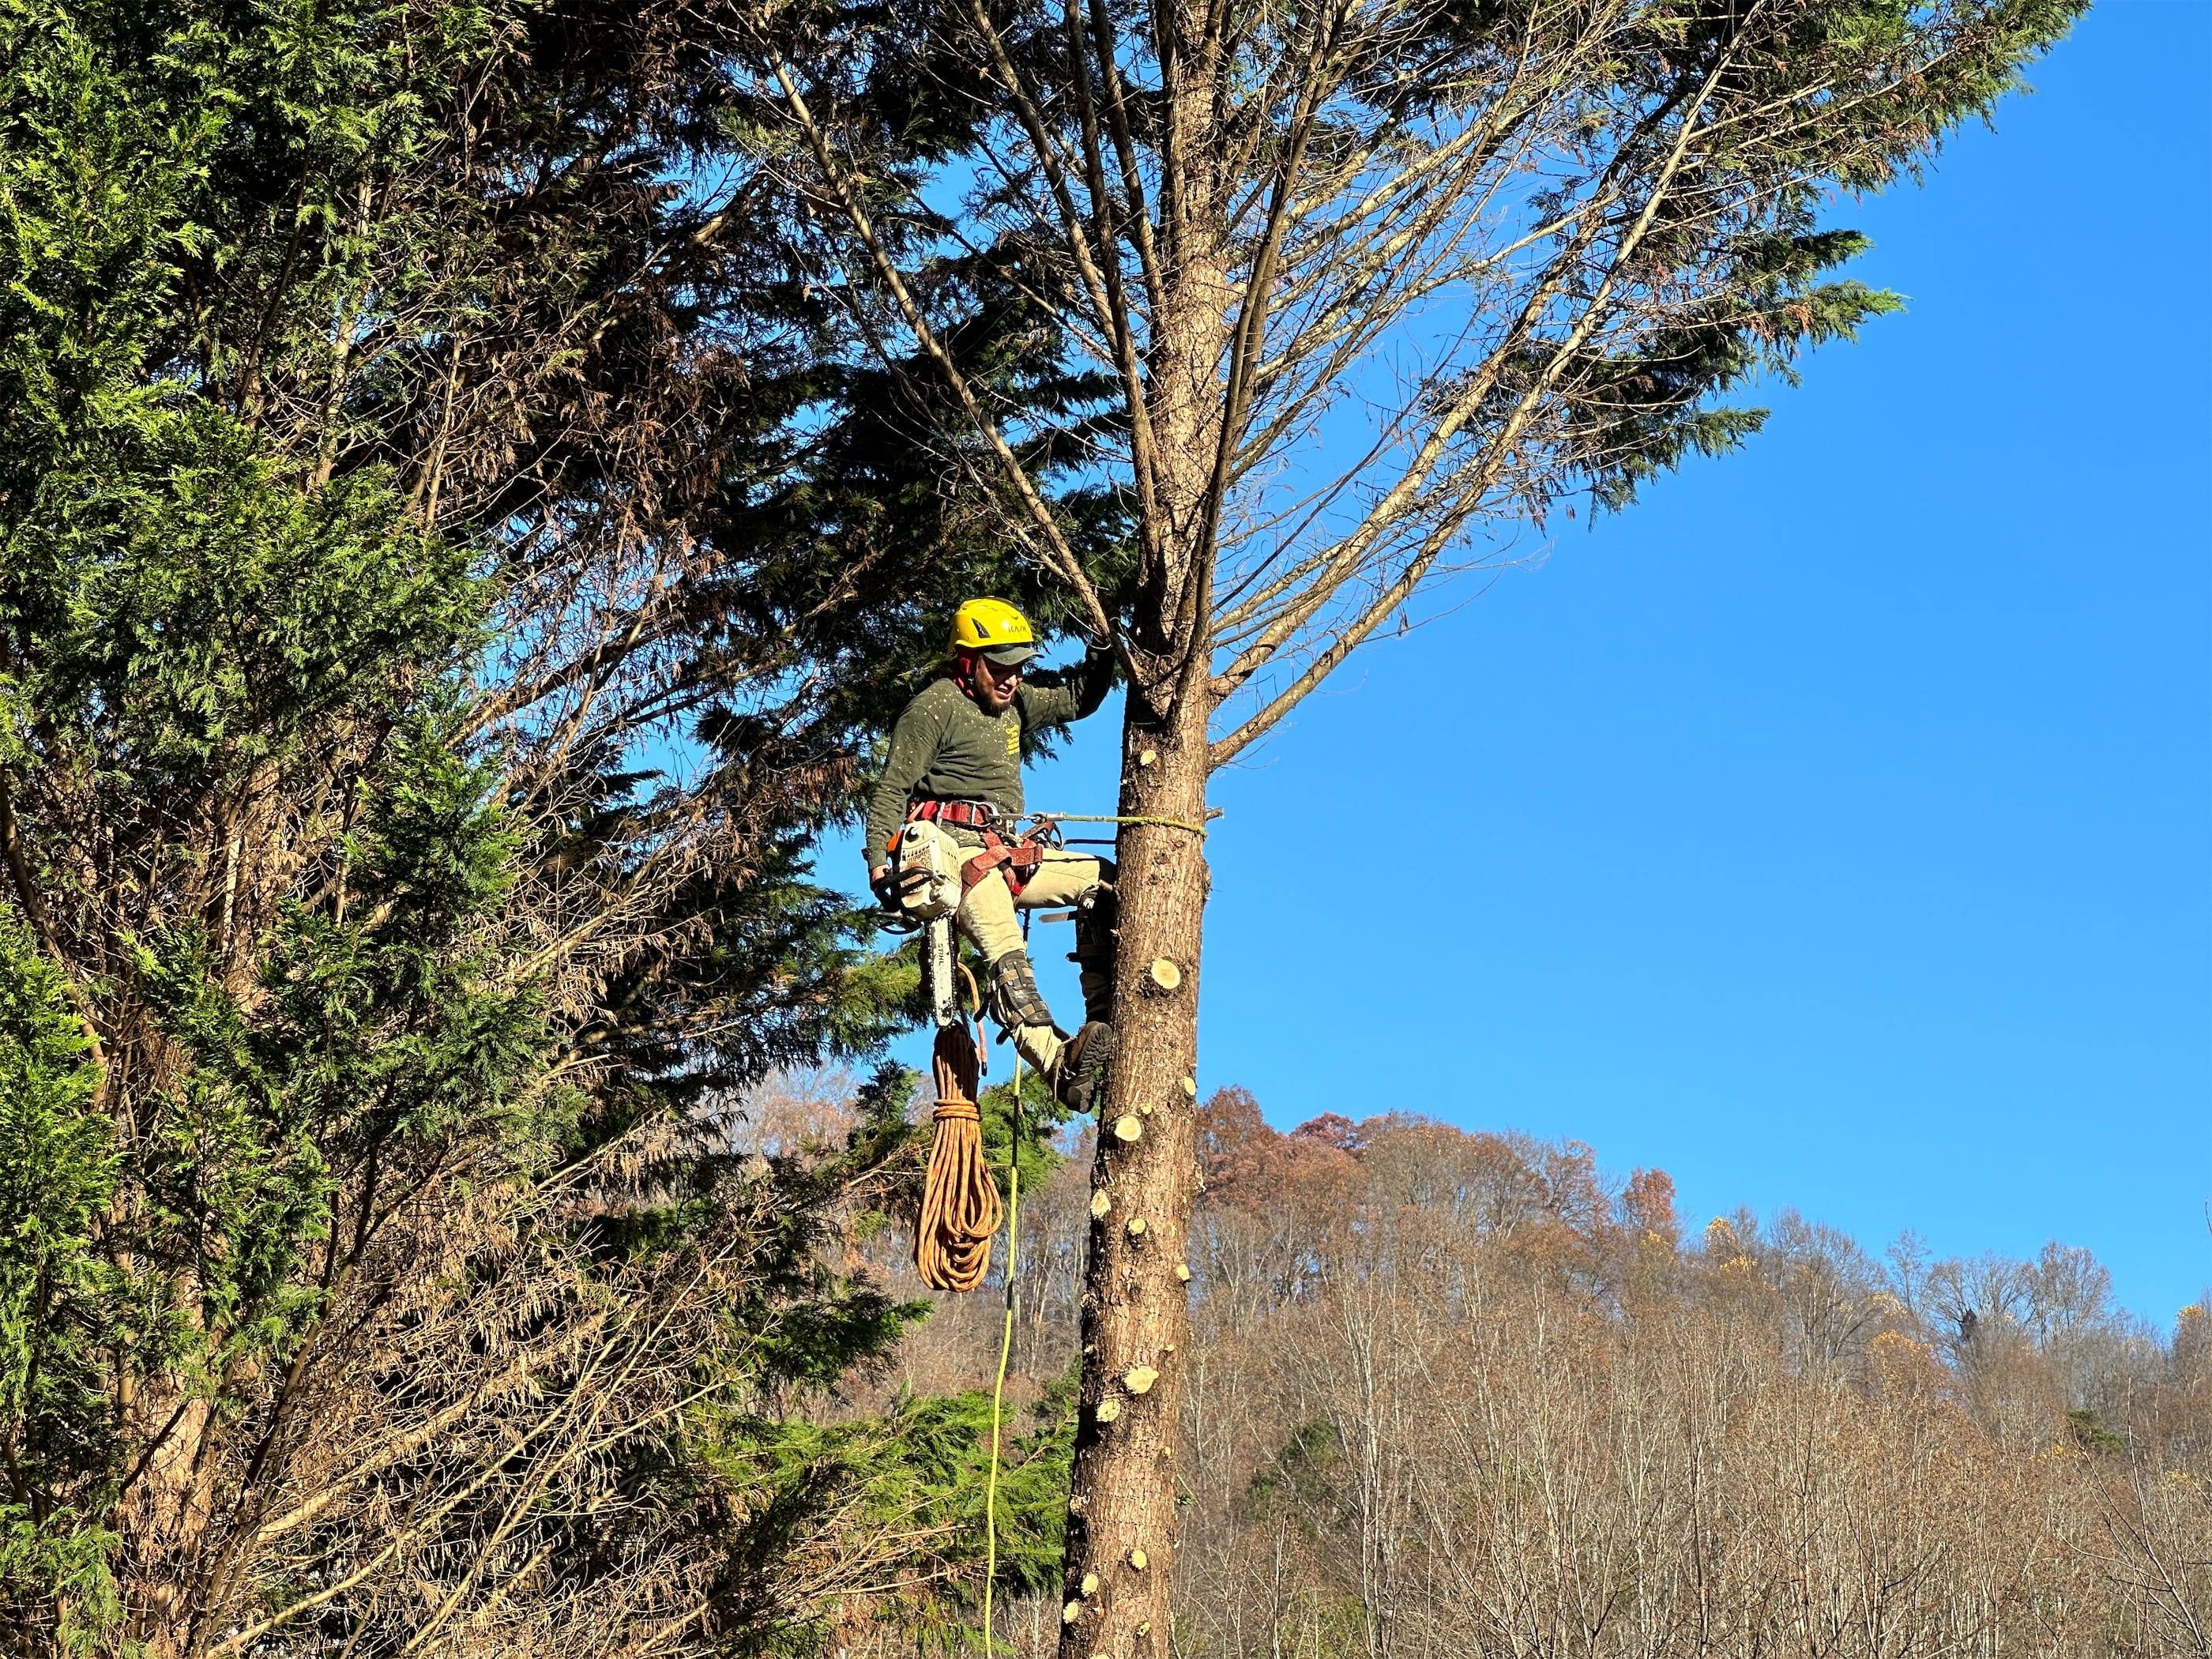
[950,597,1037,665]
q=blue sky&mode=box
[859,1,2211,1328]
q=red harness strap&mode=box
[960,831,1046,898]
[907,799,993,828]
[905,799,1046,898]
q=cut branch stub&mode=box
[1146,957,1183,993]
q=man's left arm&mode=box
[1017,644,1117,732]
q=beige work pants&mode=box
[909,822,1112,1074]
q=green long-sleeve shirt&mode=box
[863,653,1115,870]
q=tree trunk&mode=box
[126,1382,215,1659]
[1055,10,1228,1646]
[1058,679,1211,1659]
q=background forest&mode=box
[0,0,2200,1653]
[816,1078,2212,1658]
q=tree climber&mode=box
[867,598,1119,1112]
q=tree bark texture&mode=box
[1058,18,1228,1638]
[1059,686,1210,1659]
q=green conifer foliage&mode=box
[0,914,122,1653]
[0,11,562,1644]
[0,0,1115,1649]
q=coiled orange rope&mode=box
[915,1022,1003,1292]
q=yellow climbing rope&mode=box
[1033,810,1215,838]
[902,946,1019,1650]
[980,1041,1021,1657]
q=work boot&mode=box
[1054,1020,1115,1115]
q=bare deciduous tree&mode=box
[751,0,2084,1645]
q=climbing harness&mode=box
[902,798,1062,900]
[905,797,999,829]
[892,802,1207,943]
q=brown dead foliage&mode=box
[837,1085,2210,1659]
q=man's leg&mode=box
[1009,848,1116,1112]
[955,865,1066,1077]
[1015,849,1117,1026]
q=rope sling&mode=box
[914,1020,1000,1292]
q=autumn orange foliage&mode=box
[823,1082,2209,1658]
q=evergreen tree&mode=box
[0,0,1112,1648]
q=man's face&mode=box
[973,653,1023,712]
